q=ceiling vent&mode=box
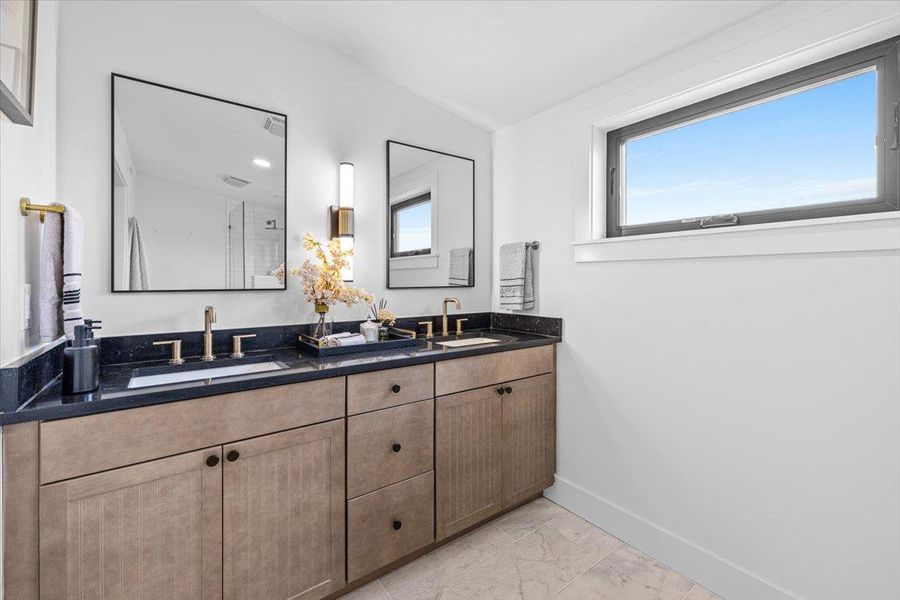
[222,175,251,188]
[264,114,286,138]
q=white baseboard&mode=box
[545,475,801,600]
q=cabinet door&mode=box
[502,374,556,508]
[39,447,223,600]
[435,386,503,540]
[222,420,345,600]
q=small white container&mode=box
[360,318,379,342]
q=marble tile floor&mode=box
[341,497,722,600]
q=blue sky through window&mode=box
[396,200,432,252]
[624,69,877,225]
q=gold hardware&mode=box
[298,333,326,349]
[417,321,433,338]
[455,318,468,335]
[330,206,354,238]
[231,334,256,359]
[153,339,184,365]
[388,326,417,339]
[19,197,65,224]
[202,306,217,361]
[441,297,461,336]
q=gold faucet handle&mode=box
[231,334,256,359]
[417,321,434,338]
[153,339,184,365]
[455,318,468,335]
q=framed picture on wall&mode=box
[0,0,37,126]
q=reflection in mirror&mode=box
[387,141,475,289]
[111,74,286,291]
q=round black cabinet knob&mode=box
[392,520,402,531]
[206,455,219,467]
[392,443,402,453]
[226,450,240,462]
[497,386,506,395]
[391,384,402,393]
[505,386,513,394]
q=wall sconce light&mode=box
[331,162,354,280]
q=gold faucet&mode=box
[202,306,217,361]
[441,297,461,336]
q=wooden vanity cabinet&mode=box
[222,420,345,600]
[501,373,556,508]
[435,346,556,540]
[7,344,557,600]
[39,447,224,600]
[435,385,504,540]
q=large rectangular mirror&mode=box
[386,140,475,288]
[111,74,287,292]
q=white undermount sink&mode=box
[436,337,502,348]
[127,361,286,389]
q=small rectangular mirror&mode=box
[386,140,475,289]
[111,74,287,292]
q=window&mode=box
[606,37,899,237]
[391,192,432,257]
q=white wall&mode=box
[493,2,900,600]
[132,174,229,290]
[0,1,60,366]
[56,0,492,337]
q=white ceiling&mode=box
[115,76,285,203]
[247,0,781,130]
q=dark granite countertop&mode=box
[0,328,560,425]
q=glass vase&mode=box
[307,302,334,340]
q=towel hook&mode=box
[19,197,64,223]
[527,241,540,249]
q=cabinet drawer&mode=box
[347,364,434,415]
[348,400,434,498]
[40,377,345,484]
[435,345,554,396]
[347,471,434,581]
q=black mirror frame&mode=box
[385,139,476,289]
[110,73,288,293]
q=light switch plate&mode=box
[22,284,31,330]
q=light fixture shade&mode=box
[336,161,355,280]
[339,162,354,208]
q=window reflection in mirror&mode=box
[386,140,474,289]
[111,74,287,292]
[391,193,432,257]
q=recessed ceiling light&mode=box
[252,157,271,168]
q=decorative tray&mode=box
[298,328,418,357]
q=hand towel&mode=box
[38,212,63,341]
[499,242,534,311]
[320,332,367,347]
[61,204,85,340]
[336,333,366,347]
[448,247,473,286]
[127,217,149,290]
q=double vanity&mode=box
[1,313,560,600]
[0,70,551,600]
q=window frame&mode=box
[606,36,899,238]
[390,192,433,258]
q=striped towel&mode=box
[61,204,85,340]
[38,212,63,341]
[499,242,534,310]
[38,204,85,341]
[448,247,473,286]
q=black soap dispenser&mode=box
[63,323,100,394]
